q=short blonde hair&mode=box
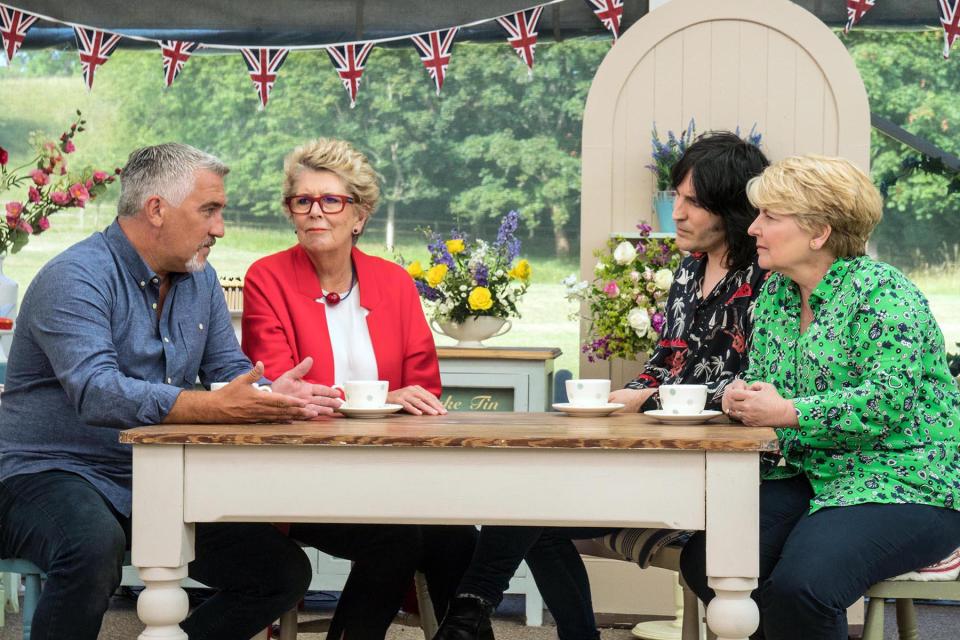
[282,138,380,216]
[746,154,883,258]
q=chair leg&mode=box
[414,571,438,640]
[5,572,19,613]
[22,573,41,640]
[862,596,885,640]
[679,578,700,640]
[894,598,919,640]
[277,608,299,640]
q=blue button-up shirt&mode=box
[0,219,251,515]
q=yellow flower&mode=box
[426,263,448,287]
[446,238,465,254]
[467,286,494,311]
[508,259,532,281]
[406,260,424,279]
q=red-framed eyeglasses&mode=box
[284,194,355,215]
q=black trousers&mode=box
[290,523,477,640]
[679,474,960,640]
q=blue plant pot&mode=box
[653,190,676,233]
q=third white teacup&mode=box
[565,379,611,407]
[336,380,389,409]
[659,384,708,415]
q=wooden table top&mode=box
[436,347,562,361]
[120,412,778,452]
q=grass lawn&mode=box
[2,208,584,376]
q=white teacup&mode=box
[335,380,389,409]
[659,384,707,415]
[565,379,611,407]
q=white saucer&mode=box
[552,402,625,417]
[338,403,403,419]
[644,409,723,424]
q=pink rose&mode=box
[5,202,22,218]
[85,179,93,189]
[603,281,620,298]
[63,140,76,153]
[17,219,33,234]
[37,217,50,231]
[0,146,7,166]
[50,191,71,206]
[93,171,108,183]
[68,183,90,204]
[30,169,49,186]
[28,187,41,203]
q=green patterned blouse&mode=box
[745,256,960,512]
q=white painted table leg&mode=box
[137,566,189,639]
[705,452,761,640]
[706,577,759,640]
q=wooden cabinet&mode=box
[437,347,562,413]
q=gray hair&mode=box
[117,143,229,217]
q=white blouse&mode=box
[318,283,378,384]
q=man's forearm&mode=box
[163,390,223,424]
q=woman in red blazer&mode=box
[241,138,475,640]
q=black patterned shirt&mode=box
[745,256,960,512]
[626,254,767,411]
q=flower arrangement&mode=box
[564,223,684,362]
[647,120,763,191]
[404,210,531,323]
[0,110,119,256]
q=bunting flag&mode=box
[0,5,37,62]
[497,7,543,70]
[73,27,122,90]
[941,0,960,58]
[327,42,375,107]
[160,40,198,87]
[844,0,876,34]
[241,47,289,108]
[584,0,624,41]
[410,28,458,95]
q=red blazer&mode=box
[242,245,441,396]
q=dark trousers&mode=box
[0,470,312,640]
[679,474,960,640]
[289,523,477,640]
[454,526,619,640]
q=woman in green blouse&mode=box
[679,154,960,640]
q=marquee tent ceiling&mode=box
[8,0,943,48]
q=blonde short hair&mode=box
[745,154,883,258]
[282,138,380,216]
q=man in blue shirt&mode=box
[0,143,343,640]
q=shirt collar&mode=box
[104,218,161,288]
[808,256,857,305]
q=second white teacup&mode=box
[565,379,611,407]
[659,384,708,415]
[336,380,389,409]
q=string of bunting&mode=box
[0,0,624,109]
[844,0,960,59]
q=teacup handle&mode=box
[492,320,512,338]
[331,385,346,402]
[429,319,444,335]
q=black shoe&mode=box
[434,595,495,640]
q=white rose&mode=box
[654,268,674,290]
[594,260,604,273]
[627,307,651,336]
[613,241,637,265]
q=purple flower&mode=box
[473,263,489,287]
[494,210,522,262]
[652,312,666,334]
[427,232,455,268]
[415,279,443,301]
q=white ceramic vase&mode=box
[430,316,512,348]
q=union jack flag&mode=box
[160,40,198,88]
[410,28,458,95]
[584,0,624,41]
[327,43,375,107]
[940,0,960,58]
[73,27,122,90]
[241,47,289,108]
[0,6,37,63]
[497,7,542,70]
[844,0,876,34]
